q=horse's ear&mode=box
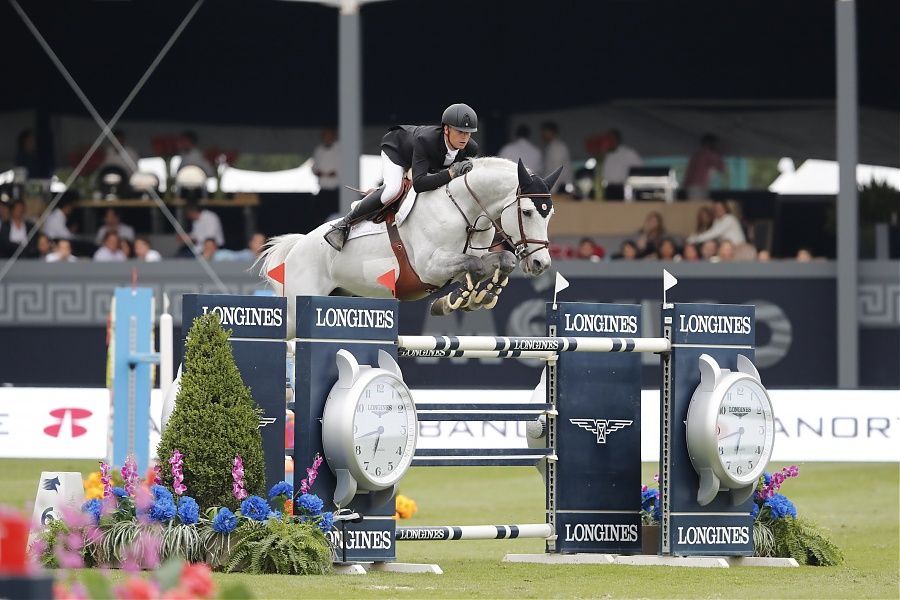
[517,158,532,187]
[543,165,564,192]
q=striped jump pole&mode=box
[398,348,556,360]
[397,335,671,354]
[396,524,552,541]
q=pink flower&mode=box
[152,464,162,486]
[122,455,139,497]
[113,577,159,600]
[641,484,648,492]
[169,449,186,496]
[300,453,324,494]
[232,455,247,500]
[100,461,112,499]
[653,473,659,483]
[180,563,215,599]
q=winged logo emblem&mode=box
[569,418,633,444]
[258,417,277,429]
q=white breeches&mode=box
[380,151,407,205]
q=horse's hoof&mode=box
[430,298,451,316]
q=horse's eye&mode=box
[523,210,534,217]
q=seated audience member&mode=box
[658,238,679,261]
[93,231,127,262]
[717,240,735,262]
[691,206,714,239]
[94,208,135,246]
[134,236,162,262]
[36,233,51,260]
[174,233,196,258]
[46,238,76,262]
[687,200,746,245]
[0,200,34,257]
[682,243,700,262]
[734,243,758,262]
[757,249,772,262]
[550,244,575,259]
[575,237,604,262]
[43,197,75,241]
[636,211,665,257]
[214,232,268,261]
[614,240,639,260]
[120,238,134,259]
[796,248,813,262]
[186,202,224,248]
[700,239,719,261]
[201,238,219,261]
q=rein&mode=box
[444,172,551,260]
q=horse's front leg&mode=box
[464,251,517,311]
[421,251,487,316]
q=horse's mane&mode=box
[470,156,517,172]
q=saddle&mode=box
[356,178,437,302]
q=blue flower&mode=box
[762,472,772,486]
[653,502,662,523]
[82,499,102,524]
[318,511,334,533]
[268,510,283,520]
[240,495,271,522]
[111,487,128,498]
[149,499,176,522]
[177,496,200,525]
[212,508,237,534]
[750,502,760,519]
[297,493,324,516]
[268,480,293,499]
[641,489,658,512]
[151,485,173,503]
[764,493,797,520]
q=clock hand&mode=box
[734,427,745,453]
[717,430,742,441]
[355,426,383,440]
[372,432,382,457]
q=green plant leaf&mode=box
[155,557,185,592]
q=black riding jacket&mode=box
[381,125,479,193]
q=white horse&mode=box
[259,157,561,336]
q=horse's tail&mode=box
[255,234,305,288]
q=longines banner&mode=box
[1,388,896,462]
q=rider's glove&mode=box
[449,159,474,179]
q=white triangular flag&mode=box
[663,269,678,291]
[555,272,570,295]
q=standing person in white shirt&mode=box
[185,202,224,248]
[686,200,746,245]
[176,130,214,177]
[601,129,642,200]
[499,125,543,174]
[42,198,75,241]
[540,122,571,193]
[93,231,127,262]
[94,209,135,246]
[311,128,340,207]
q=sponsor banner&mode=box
[1,388,897,462]
[296,296,398,341]
[326,517,396,563]
[182,294,286,339]
[670,303,755,346]
[555,512,641,554]
[669,514,753,556]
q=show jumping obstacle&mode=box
[177,290,767,571]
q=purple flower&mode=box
[169,449,186,496]
[100,461,112,499]
[232,455,248,501]
[299,454,323,495]
[121,454,139,497]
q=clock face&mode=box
[351,374,417,486]
[715,377,774,484]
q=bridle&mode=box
[444,172,552,261]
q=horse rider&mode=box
[324,103,480,250]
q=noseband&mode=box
[444,173,552,261]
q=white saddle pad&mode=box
[343,186,418,241]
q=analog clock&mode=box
[321,349,417,508]
[686,353,775,506]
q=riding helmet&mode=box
[441,103,478,133]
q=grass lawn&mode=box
[3,459,897,598]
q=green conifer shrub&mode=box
[157,312,265,510]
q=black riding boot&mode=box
[324,187,386,250]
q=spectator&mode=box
[94,208,135,246]
[682,242,700,262]
[43,197,75,241]
[93,231,126,262]
[120,238,134,259]
[700,239,719,261]
[734,243,758,262]
[614,240,639,260]
[14,129,40,178]
[691,206,714,239]
[134,236,162,262]
[0,200,9,227]
[214,232,268,262]
[201,238,219,261]
[601,129,642,200]
[0,200,34,257]
[36,233,52,260]
[718,240,735,262]
[683,133,727,199]
[686,200,746,245]
[499,124,543,173]
[176,130,214,177]
[796,248,813,262]
[540,122,571,192]
[312,128,340,206]
[46,238,76,263]
[185,202,224,247]
[757,249,772,262]
[658,238,679,261]
[575,237,604,262]
[99,129,140,174]
[636,211,666,257]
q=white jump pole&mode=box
[397,335,671,354]
[159,293,173,400]
[395,523,552,542]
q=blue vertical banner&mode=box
[181,294,287,495]
[660,302,756,556]
[548,302,642,554]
